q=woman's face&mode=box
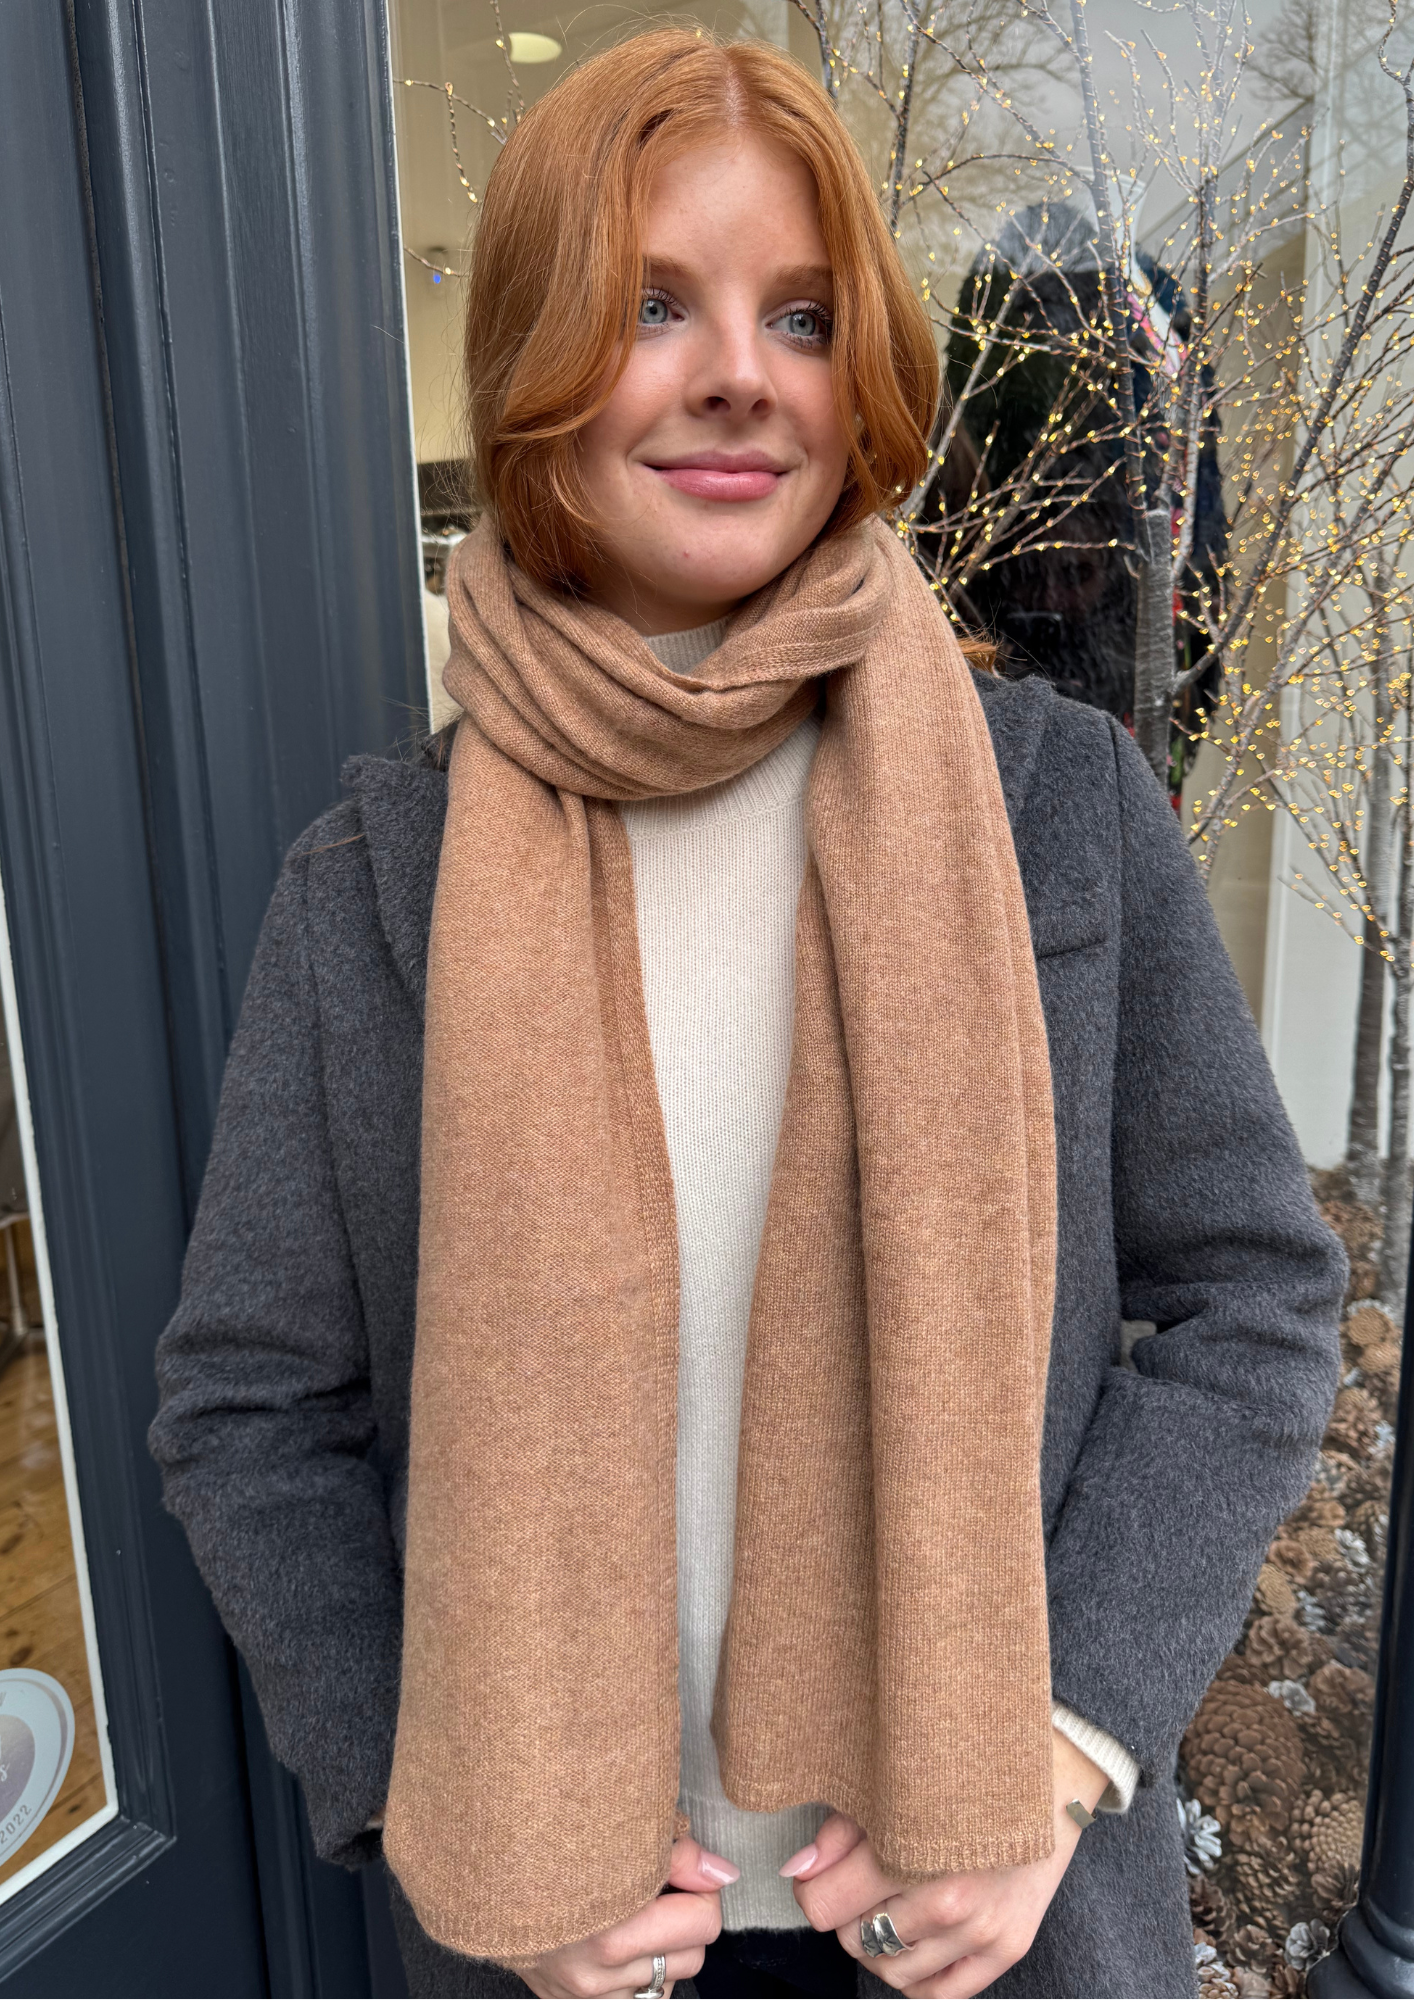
[577,133,852,634]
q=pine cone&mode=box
[1324,1388,1381,1460]
[1287,1490,1345,1536]
[1231,1924,1279,1975]
[1314,1186,1381,1261]
[1307,1563,1373,1637]
[1320,1176,1384,1304]
[1341,1447,1395,1517]
[1232,1836,1301,1936]
[1267,1966,1304,1997]
[1319,1450,1361,1490]
[1309,1662,1376,1733]
[1346,1501,1388,1568]
[1297,1665,1375,1793]
[1191,1874,1236,1957]
[1343,1304,1396,1352]
[1358,1338,1401,1379]
[1200,1961,1241,1998]
[1298,1795,1364,1921]
[1297,1527,1343,1569]
[1312,1856,1360,1923]
[1347,1257,1378,1303]
[1256,1565,1299,1619]
[1292,1791,1363,1871]
[1196,1937,1242,1998]
[1330,1610,1382,1676]
[1297,1731,1354,1801]
[1244,1616,1332,1685]
[1229,1808,1291,1861]
[1182,1682,1305,1834]
[1269,1537,1315,1585]
[1360,1347,1402,1419]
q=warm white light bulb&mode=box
[508,31,562,63]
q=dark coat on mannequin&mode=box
[148,670,1347,2000]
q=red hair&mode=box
[462,27,938,592]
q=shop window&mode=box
[0,875,115,1901]
[385,5,1406,1990]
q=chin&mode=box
[684,568,785,605]
[677,537,817,605]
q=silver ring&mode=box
[633,1952,667,1999]
[861,1911,912,1958]
[874,1911,911,1956]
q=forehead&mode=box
[639,133,831,286]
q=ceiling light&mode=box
[508,31,562,62]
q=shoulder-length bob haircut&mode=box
[463,27,939,593]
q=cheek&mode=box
[791,373,851,486]
[579,353,674,491]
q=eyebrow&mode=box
[643,256,836,298]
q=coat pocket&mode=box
[1030,887,1109,958]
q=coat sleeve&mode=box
[1042,717,1347,1791]
[147,830,402,1866]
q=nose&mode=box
[690,305,777,419]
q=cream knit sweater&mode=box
[621,622,1138,1932]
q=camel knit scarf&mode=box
[383,513,1059,1963]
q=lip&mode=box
[644,448,792,503]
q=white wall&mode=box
[1260,801,1363,1168]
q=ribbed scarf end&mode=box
[716,1769,1057,1879]
[384,1839,677,1964]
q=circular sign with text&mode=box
[0,1671,74,1862]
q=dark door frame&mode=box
[0,0,424,1989]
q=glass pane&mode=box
[385,5,1404,1989]
[0,872,115,1898]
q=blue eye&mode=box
[774,306,832,347]
[639,295,672,327]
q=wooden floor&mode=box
[0,1339,107,1890]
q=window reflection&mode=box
[386,4,1404,1985]
[0,913,113,1896]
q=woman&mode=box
[148,30,1345,2000]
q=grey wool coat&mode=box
[148,670,1347,2000]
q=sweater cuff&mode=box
[1051,1702,1140,1813]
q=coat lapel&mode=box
[971,669,1055,831]
[341,753,448,1014]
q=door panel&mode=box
[0,4,263,1986]
[0,0,422,1990]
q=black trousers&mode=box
[386,1866,862,1998]
[692,1925,858,1996]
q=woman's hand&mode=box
[504,1836,737,1999]
[780,1730,1108,1999]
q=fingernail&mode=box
[699,1852,740,1885]
[778,1843,818,1878]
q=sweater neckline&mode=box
[619,716,821,841]
[625,621,820,838]
[642,620,730,674]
